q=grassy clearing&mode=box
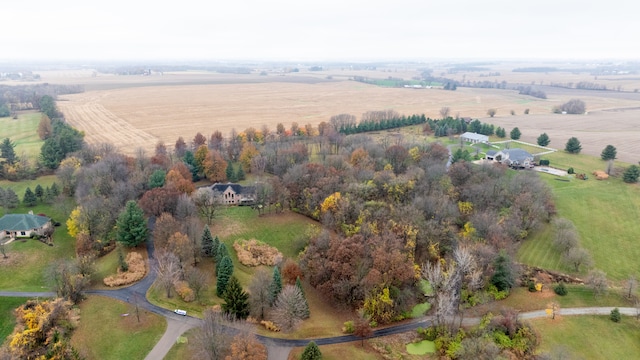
[532,315,640,359]
[0,195,76,291]
[70,295,166,360]
[0,297,29,345]
[518,168,640,281]
[0,175,58,202]
[0,112,43,160]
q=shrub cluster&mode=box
[174,280,195,302]
[233,239,283,266]
[103,252,146,287]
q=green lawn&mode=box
[532,315,640,359]
[0,185,76,291]
[0,112,44,160]
[0,297,30,345]
[70,295,166,360]
[518,168,640,281]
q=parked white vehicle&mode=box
[174,309,187,316]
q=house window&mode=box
[20,231,26,236]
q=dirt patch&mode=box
[0,252,27,267]
[209,218,246,238]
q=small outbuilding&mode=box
[460,132,489,144]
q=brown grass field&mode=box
[45,65,640,163]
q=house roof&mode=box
[460,132,489,142]
[0,214,50,231]
[210,183,255,195]
[502,148,533,161]
[486,150,498,156]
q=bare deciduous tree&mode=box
[563,247,593,272]
[439,107,451,119]
[193,187,221,224]
[271,285,307,332]
[586,269,608,297]
[552,218,579,254]
[225,331,267,360]
[191,309,233,360]
[249,268,272,320]
[155,251,181,298]
[185,266,209,302]
[626,275,637,299]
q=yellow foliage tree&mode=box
[320,192,341,214]
[239,142,259,172]
[362,287,394,324]
[458,201,473,215]
[66,206,85,238]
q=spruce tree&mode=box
[565,137,582,154]
[269,266,283,305]
[216,256,234,297]
[116,200,149,247]
[236,165,246,181]
[23,187,37,207]
[300,341,322,360]
[600,145,617,161]
[226,160,236,182]
[215,242,228,268]
[222,276,249,319]
[510,127,521,140]
[490,252,515,291]
[623,165,640,183]
[4,189,19,209]
[201,225,214,257]
[537,132,550,147]
[34,184,44,201]
[0,138,16,165]
[43,186,54,204]
[50,182,60,197]
[296,277,310,319]
[212,236,220,260]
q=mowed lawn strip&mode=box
[0,112,44,159]
[532,315,640,360]
[0,297,30,345]
[70,295,166,360]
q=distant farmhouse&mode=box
[460,132,489,144]
[0,213,52,241]
[210,183,256,205]
[486,148,534,169]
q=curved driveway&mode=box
[2,235,638,359]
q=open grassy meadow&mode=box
[0,297,29,345]
[532,315,640,359]
[517,156,640,281]
[70,295,166,360]
[0,112,43,160]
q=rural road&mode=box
[2,225,638,359]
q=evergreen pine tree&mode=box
[201,225,215,257]
[565,137,582,154]
[226,160,237,182]
[623,165,640,183]
[50,182,60,196]
[116,200,149,247]
[300,341,322,360]
[490,252,515,291]
[222,276,250,319]
[43,186,54,204]
[34,184,44,201]
[215,242,228,268]
[23,187,37,207]
[510,127,521,140]
[0,138,16,165]
[600,145,617,161]
[269,267,283,305]
[212,236,220,260]
[537,132,550,147]
[236,165,245,181]
[296,277,310,319]
[216,256,234,297]
[4,189,19,209]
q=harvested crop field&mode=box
[51,70,640,162]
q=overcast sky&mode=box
[2,0,638,62]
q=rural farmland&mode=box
[49,67,640,163]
